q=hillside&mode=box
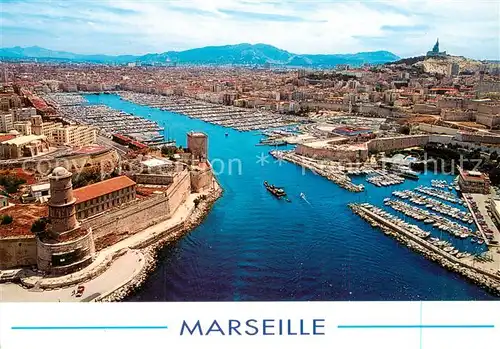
[0,43,400,67]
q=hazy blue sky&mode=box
[1,0,499,59]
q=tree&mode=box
[490,151,498,161]
[31,217,48,233]
[0,173,26,193]
[399,125,411,135]
[1,215,13,225]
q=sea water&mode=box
[85,94,495,301]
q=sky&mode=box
[0,0,499,60]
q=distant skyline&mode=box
[1,0,499,60]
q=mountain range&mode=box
[0,43,400,67]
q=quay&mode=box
[118,91,292,131]
[349,203,500,296]
[463,193,500,246]
[270,150,364,192]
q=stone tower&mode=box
[48,167,78,233]
[36,167,95,275]
[187,131,208,160]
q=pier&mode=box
[349,203,500,296]
[270,150,364,192]
[384,199,475,239]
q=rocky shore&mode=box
[95,186,223,302]
[349,203,500,297]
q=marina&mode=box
[46,93,168,146]
[415,186,465,205]
[83,93,498,301]
[383,199,475,239]
[269,150,364,192]
[349,203,500,296]
[392,190,473,223]
[117,91,292,131]
[366,171,405,187]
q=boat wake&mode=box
[300,192,311,206]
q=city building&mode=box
[52,125,97,146]
[28,183,51,202]
[73,176,137,220]
[13,121,32,136]
[0,113,13,132]
[458,168,491,194]
[36,167,96,275]
[0,134,50,159]
[12,107,37,121]
[0,195,8,208]
[187,131,208,160]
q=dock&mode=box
[47,93,166,145]
[270,150,364,192]
[349,203,500,296]
[118,91,292,131]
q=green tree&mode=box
[1,215,13,225]
[31,217,48,233]
[399,125,411,135]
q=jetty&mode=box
[349,203,500,296]
[269,150,364,192]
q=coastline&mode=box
[94,185,223,302]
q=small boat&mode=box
[264,181,289,201]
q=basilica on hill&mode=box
[426,38,447,57]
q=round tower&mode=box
[48,167,78,234]
[36,167,95,275]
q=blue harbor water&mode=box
[85,94,496,301]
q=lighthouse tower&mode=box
[36,167,95,275]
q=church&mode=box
[426,38,447,57]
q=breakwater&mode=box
[349,203,500,296]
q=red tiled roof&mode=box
[0,134,16,143]
[73,176,136,204]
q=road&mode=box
[96,135,129,155]
[0,250,144,302]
